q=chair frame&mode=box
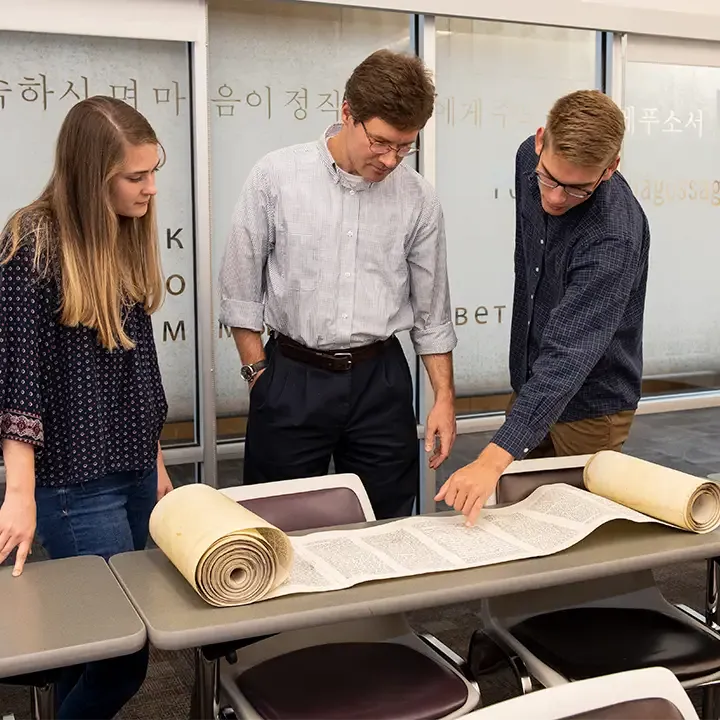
[459,666,699,720]
[216,473,480,720]
[220,473,376,522]
[1,673,57,720]
[478,455,720,720]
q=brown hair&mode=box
[0,96,164,351]
[344,49,436,131]
[545,90,626,167]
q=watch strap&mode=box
[242,359,268,382]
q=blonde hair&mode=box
[0,96,164,351]
[545,90,626,167]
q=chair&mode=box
[486,454,593,505]
[215,473,481,720]
[460,666,699,720]
[1,670,58,720]
[471,456,720,719]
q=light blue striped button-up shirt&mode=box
[219,124,457,355]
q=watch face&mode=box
[241,365,254,381]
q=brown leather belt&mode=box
[275,333,394,372]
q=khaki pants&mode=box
[507,394,636,458]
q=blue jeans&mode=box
[35,466,157,720]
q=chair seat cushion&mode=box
[563,698,684,720]
[511,607,720,682]
[237,641,469,720]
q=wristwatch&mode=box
[241,359,268,383]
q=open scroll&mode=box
[151,452,720,607]
[149,484,293,607]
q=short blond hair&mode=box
[545,90,625,167]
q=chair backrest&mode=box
[495,455,591,504]
[460,667,698,720]
[220,473,375,532]
[563,700,684,719]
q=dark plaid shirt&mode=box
[492,136,650,459]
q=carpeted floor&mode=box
[2,407,719,717]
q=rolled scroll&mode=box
[149,484,293,607]
[584,451,720,533]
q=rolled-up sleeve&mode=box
[408,195,457,356]
[492,234,641,458]
[0,241,44,447]
[218,160,275,331]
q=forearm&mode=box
[497,239,638,458]
[421,352,455,402]
[231,328,265,366]
[218,164,273,334]
[493,360,587,459]
[2,439,35,497]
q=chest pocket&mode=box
[277,219,320,292]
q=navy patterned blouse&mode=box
[0,231,168,487]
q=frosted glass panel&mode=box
[435,19,598,405]
[0,31,196,435]
[622,61,720,385]
[209,0,413,436]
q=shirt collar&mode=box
[318,123,374,192]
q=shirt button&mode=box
[347,231,353,238]
[530,294,534,300]
[342,313,348,319]
[523,447,529,454]
[345,272,351,278]
[349,190,355,195]
[535,267,539,273]
[540,239,545,245]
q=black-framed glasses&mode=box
[360,120,418,158]
[534,147,606,199]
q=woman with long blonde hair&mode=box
[0,96,172,718]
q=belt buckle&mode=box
[332,352,353,371]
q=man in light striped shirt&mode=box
[219,50,457,519]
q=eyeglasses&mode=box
[533,146,606,199]
[360,120,418,158]
[534,170,597,199]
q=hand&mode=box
[249,368,265,391]
[0,491,36,576]
[435,443,513,526]
[157,463,174,502]
[425,395,456,469]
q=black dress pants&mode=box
[244,336,418,520]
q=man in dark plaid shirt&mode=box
[437,90,650,525]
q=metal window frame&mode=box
[0,0,215,480]
[289,0,720,44]
[2,1,720,491]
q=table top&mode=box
[0,555,146,678]
[110,520,720,650]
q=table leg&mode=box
[189,648,219,720]
[30,684,55,720]
[701,559,720,719]
[702,683,720,720]
[707,559,720,628]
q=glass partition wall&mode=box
[1,1,720,507]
